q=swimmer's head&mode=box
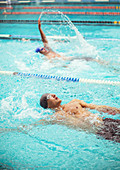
[40,93,50,109]
[35,47,48,54]
[40,93,62,109]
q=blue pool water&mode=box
[0,3,120,169]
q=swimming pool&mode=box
[0,2,120,169]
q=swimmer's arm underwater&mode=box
[74,99,120,115]
[94,105,120,115]
[0,118,55,134]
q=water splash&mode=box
[40,10,99,58]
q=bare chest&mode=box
[62,102,84,115]
[46,51,60,59]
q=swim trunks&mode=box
[97,118,120,143]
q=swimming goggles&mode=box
[40,47,44,52]
[47,94,52,100]
[35,47,44,53]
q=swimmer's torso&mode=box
[62,100,84,115]
[45,51,61,59]
[55,99,103,132]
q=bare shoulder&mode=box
[69,99,81,103]
[69,99,89,108]
[64,99,82,106]
[44,43,52,51]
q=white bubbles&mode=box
[14,60,30,72]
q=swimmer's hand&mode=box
[17,125,31,132]
[95,106,120,115]
[0,126,29,134]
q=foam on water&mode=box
[0,90,52,129]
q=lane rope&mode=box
[0,7,13,9]
[0,34,120,41]
[0,6,120,10]
[23,6,120,9]
[0,71,120,86]
[0,19,120,24]
[2,11,120,15]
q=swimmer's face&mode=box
[47,94,62,109]
[39,47,48,54]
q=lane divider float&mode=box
[0,71,120,86]
[2,11,120,15]
[0,19,120,25]
[0,34,120,41]
[0,7,13,9]
[23,6,120,9]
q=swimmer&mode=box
[38,93,120,143]
[35,18,63,60]
[1,93,119,143]
[22,38,30,42]
[35,18,110,65]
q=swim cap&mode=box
[40,93,50,109]
[35,47,40,53]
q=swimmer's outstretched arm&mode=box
[94,105,120,115]
[0,118,55,134]
[89,104,120,115]
[38,18,48,45]
[76,99,120,115]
